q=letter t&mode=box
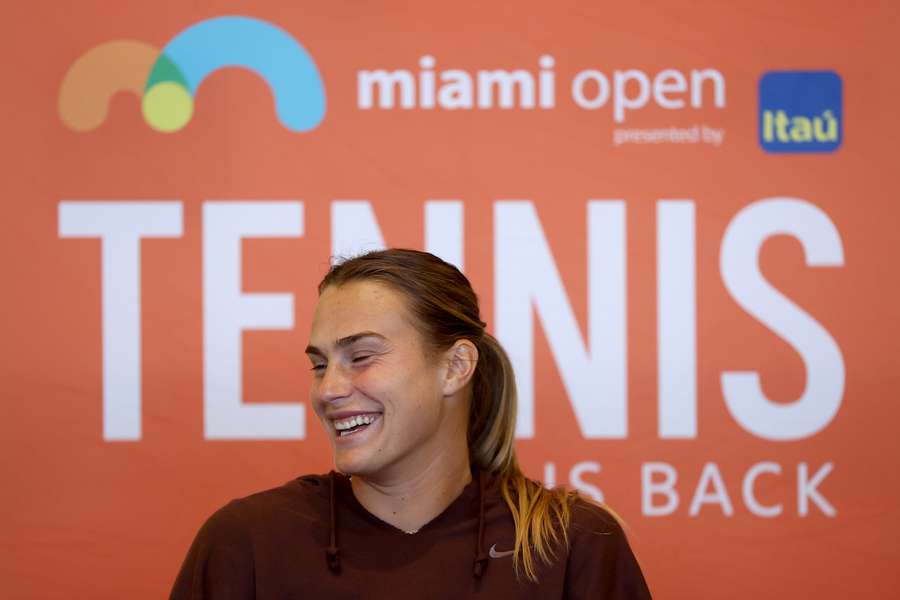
[58,201,183,441]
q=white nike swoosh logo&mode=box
[489,544,515,559]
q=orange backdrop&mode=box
[3,1,900,598]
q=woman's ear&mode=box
[442,339,479,396]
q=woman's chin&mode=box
[330,415,386,474]
[333,446,379,477]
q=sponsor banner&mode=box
[3,2,900,599]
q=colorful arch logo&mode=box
[59,16,326,133]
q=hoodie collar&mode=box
[325,468,490,578]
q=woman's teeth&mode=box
[334,414,378,436]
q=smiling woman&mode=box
[169,249,652,599]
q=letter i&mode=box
[539,55,556,109]
[419,55,436,109]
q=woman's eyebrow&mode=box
[305,331,387,356]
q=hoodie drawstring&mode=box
[472,469,488,578]
[326,469,488,579]
[326,471,341,574]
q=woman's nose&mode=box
[317,362,352,401]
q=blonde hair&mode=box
[320,249,578,581]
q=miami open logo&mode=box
[59,16,326,133]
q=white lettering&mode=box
[418,55,436,109]
[477,69,535,109]
[657,200,697,438]
[613,69,650,123]
[690,69,726,108]
[689,462,734,516]
[331,201,386,262]
[653,69,688,109]
[538,55,556,109]
[495,201,626,438]
[438,70,473,109]
[720,198,845,440]
[424,200,464,271]
[742,462,783,517]
[543,462,557,489]
[642,462,679,516]
[572,70,611,109]
[332,200,463,270]
[202,202,304,439]
[58,201,182,441]
[798,462,836,517]
[570,461,605,503]
[357,70,415,109]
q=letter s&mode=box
[719,198,845,440]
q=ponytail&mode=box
[468,334,515,472]
[470,333,577,582]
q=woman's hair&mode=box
[319,248,577,581]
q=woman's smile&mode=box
[331,412,382,441]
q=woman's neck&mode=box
[350,449,473,534]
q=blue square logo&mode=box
[759,71,842,153]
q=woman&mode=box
[170,249,651,599]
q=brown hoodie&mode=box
[169,470,652,599]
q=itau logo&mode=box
[59,15,326,133]
[758,70,842,153]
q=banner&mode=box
[3,2,899,598]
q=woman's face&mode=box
[306,280,457,479]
